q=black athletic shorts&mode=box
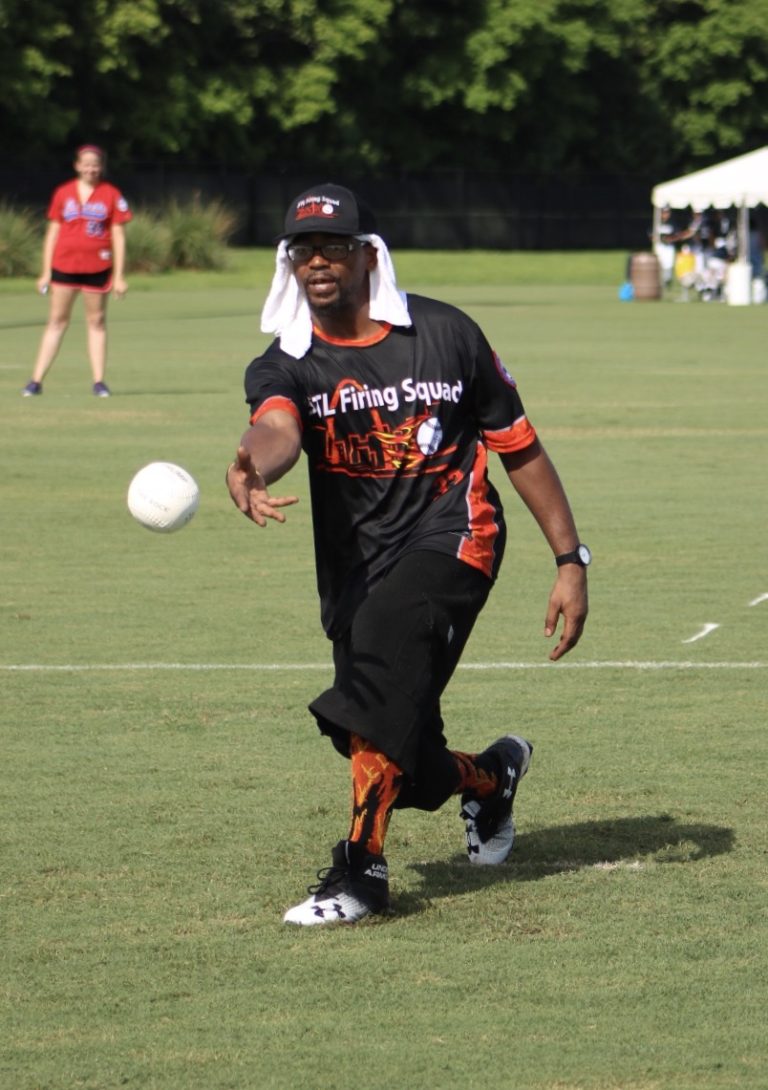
[51,268,112,291]
[309,550,492,800]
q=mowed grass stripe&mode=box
[1,659,766,670]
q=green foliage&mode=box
[129,195,239,275]
[163,197,238,270]
[2,0,768,177]
[0,198,238,277]
[124,208,174,274]
[0,204,41,277]
[648,0,768,161]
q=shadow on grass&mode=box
[398,814,735,915]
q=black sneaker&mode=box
[460,735,533,865]
[92,381,111,397]
[22,381,42,397]
[283,839,390,925]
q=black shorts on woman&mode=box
[309,549,494,812]
[51,267,112,291]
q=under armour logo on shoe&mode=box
[364,862,388,881]
[501,764,517,800]
[313,901,346,920]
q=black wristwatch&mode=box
[555,544,592,568]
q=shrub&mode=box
[0,203,41,277]
[0,196,239,278]
[163,196,238,270]
[125,209,174,274]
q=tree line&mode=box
[3,0,768,179]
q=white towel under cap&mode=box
[260,234,411,359]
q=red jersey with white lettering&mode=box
[47,179,132,274]
[244,294,537,638]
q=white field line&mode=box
[0,660,765,672]
[749,593,768,606]
[682,623,720,644]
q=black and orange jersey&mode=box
[244,294,537,638]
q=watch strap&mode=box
[555,546,590,568]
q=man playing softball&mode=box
[227,183,589,925]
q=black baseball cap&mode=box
[277,183,377,241]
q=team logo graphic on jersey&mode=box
[61,198,109,224]
[83,201,108,221]
[314,379,457,476]
[416,416,443,455]
[493,351,518,388]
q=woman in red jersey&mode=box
[22,145,132,398]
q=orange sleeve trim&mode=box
[482,416,537,453]
[249,395,303,430]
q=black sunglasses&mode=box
[286,240,363,263]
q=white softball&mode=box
[127,462,200,533]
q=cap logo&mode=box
[279,184,375,241]
[295,195,340,223]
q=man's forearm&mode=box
[238,412,302,486]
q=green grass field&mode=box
[2,251,766,1090]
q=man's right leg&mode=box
[395,726,533,865]
[456,735,533,865]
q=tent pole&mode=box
[652,204,661,248]
[738,201,749,262]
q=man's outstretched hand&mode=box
[226,446,299,527]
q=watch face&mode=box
[577,544,592,566]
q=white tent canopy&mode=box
[651,146,768,266]
[652,146,768,212]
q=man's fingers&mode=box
[544,592,564,638]
[549,641,570,662]
[547,615,586,661]
[235,445,253,473]
[247,494,299,525]
[549,629,580,661]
